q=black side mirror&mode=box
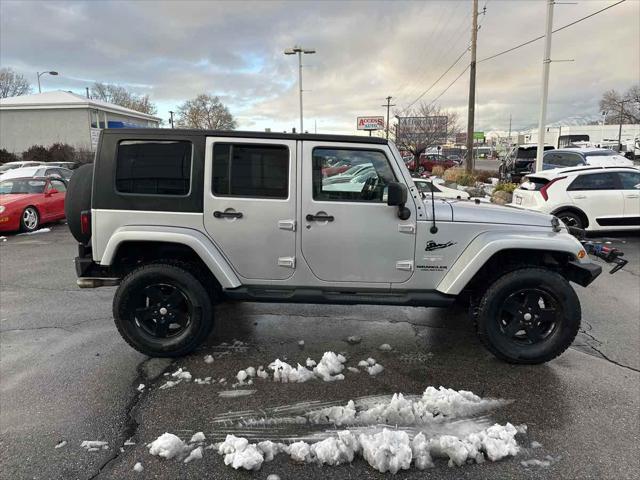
[387,182,407,206]
[387,182,411,220]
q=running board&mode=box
[223,287,455,307]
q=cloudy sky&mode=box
[1,0,638,134]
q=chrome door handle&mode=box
[214,211,243,219]
[306,214,334,222]
[573,195,587,199]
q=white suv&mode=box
[512,166,640,231]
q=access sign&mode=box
[357,116,385,131]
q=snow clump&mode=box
[184,446,203,463]
[218,435,264,470]
[189,432,206,443]
[379,343,392,351]
[147,433,187,459]
[313,352,346,381]
[80,440,108,452]
[133,462,143,472]
[204,355,214,364]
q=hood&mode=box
[447,199,553,227]
[0,193,38,207]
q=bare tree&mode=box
[599,86,640,124]
[90,82,157,115]
[394,102,461,163]
[176,94,237,130]
[0,68,32,98]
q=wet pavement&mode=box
[0,226,638,479]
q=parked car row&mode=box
[0,176,67,232]
[403,153,462,173]
[500,145,634,182]
[0,165,74,182]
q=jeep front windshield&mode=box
[0,179,47,194]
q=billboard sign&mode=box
[396,116,448,143]
[357,116,385,131]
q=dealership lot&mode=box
[0,226,638,479]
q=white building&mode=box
[521,124,640,149]
[0,90,161,154]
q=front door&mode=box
[301,141,416,284]
[203,138,296,280]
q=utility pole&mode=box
[284,46,316,134]
[169,111,175,128]
[507,113,512,143]
[85,87,90,99]
[616,100,629,152]
[382,96,396,140]
[534,0,554,172]
[465,0,478,173]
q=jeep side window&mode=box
[312,148,396,202]
[115,140,192,195]
[212,143,288,199]
[567,172,618,191]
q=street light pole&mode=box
[169,111,175,129]
[534,0,554,172]
[37,71,59,93]
[285,46,315,133]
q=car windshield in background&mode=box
[518,146,554,159]
[0,178,47,194]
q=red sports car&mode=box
[0,177,67,233]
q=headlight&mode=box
[0,206,5,214]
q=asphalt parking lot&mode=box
[0,225,638,480]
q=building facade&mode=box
[0,91,160,154]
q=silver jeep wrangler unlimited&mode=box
[66,129,603,364]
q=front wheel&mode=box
[20,207,40,232]
[475,268,580,364]
[556,210,584,230]
[113,263,214,357]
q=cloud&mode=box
[1,0,638,133]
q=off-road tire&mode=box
[65,163,93,244]
[113,262,214,357]
[476,268,581,364]
[20,206,40,232]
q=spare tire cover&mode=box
[65,163,93,244]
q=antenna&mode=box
[429,179,438,234]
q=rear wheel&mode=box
[556,210,585,230]
[113,263,214,357]
[475,268,580,364]
[20,207,40,232]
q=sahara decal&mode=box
[425,240,457,252]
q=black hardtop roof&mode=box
[102,128,389,145]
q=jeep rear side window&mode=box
[116,140,192,196]
[212,144,289,198]
[313,148,396,202]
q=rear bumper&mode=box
[565,260,602,287]
[74,243,120,288]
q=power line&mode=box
[427,65,470,108]
[398,46,469,114]
[478,0,626,63]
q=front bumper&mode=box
[565,260,602,287]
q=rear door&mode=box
[203,137,296,280]
[617,170,640,224]
[566,172,624,227]
[300,141,416,284]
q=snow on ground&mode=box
[54,440,67,449]
[17,228,51,236]
[133,462,143,472]
[378,343,392,351]
[346,335,362,344]
[218,389,256,398]
[531,440,543,448]
[147,433,187,459]
[80,440,109,452]
[184,446,203,463]
[137,384,145,392]
[146,386,524,473]
[204,355,214,364]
